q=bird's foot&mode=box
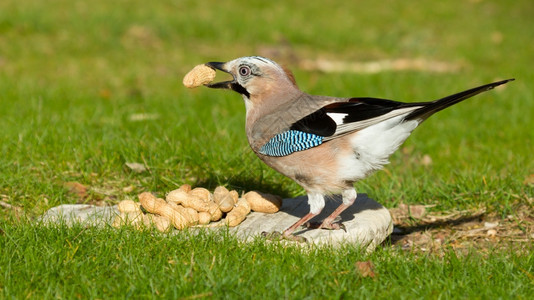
[321,221,346,232]
[261,231,307,243]
[305,217,346,232]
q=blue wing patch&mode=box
[259,130,324,157]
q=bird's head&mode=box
[206,56,301,111]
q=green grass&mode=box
[1,223,532,299]
[1,0,533,298]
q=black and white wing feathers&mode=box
[290,79,513,141]
[290,97,423,141]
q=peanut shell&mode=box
[178,184,192,193]
[213,186,235,213]
[183,64,216,88]
[189,187,212,202]
[167,189,210,212]
[244,191,282,213]
[198,211,212,225]
[144,214,172,232]
[117,200,141,213]
[224,198,251,227]
[138,192,189,230]
[207,201,223,221]
[112,211,144,228]
[167,202,197,226]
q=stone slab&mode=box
[39,193,392,251]
[38,204,118,227]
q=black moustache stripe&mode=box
[231,83,250,98]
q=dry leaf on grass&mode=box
[122,185,135,193]
[523,174,534,185]
[389,203,427,222]
[421,154,433,166]
[408,205,427,219]
[389,204,533,255]
[487,229,497,237]
[128,113,160,121]
[0,200,22,212]
[125,162,147,173]
[63,182,88,199]
[355,261,377,278]
[484,222,499,229]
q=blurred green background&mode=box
[0,0,532,216]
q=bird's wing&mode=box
[258,98,421,157]
[290,97,423,141]
[258,79,513,157]
[290,79,514,141]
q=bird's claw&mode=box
[261,231,282,240]
[304,220,346,232]
[261,231,307,243]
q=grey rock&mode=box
[231,193,392,251]
[38,193,392,252]
[39,204,118,227]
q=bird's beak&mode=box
[205,62,235,89]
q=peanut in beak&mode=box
[183,64,216,88]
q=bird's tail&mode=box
[404,78,515,122]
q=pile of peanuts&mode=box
[112,184,282,232]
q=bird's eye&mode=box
[239,66,251,76]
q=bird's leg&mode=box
[283,193,325,238]
[318,188,357,230]
[282,212,318,238]
[263,193,325,242]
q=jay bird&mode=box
[202,56,513,241]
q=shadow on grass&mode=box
[385,212,485,246]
